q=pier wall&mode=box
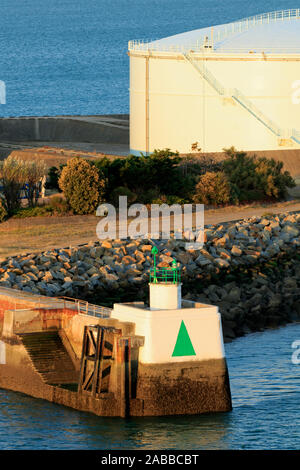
[0,287,232,417]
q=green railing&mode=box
[150,266,181,284]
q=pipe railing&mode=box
[6,290,112,319]
[183,53,225,95]
[58,296,112,318]
[128,9,300,53]
[214,8,300,45]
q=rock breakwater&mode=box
[0,212,299,341]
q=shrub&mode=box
[222,147,295,202]
[152,195,186,205]
[46,165,65,190]
[58,157,106,214]
[178,154,222,178]
[110,186,137,206]
[12,205,53,218]
[0,198,7,222]
[94,157,126,199]
[222,148,259,202]
[135,186,161,204]
[0,155,27,214]
[94,149,191,202]
[254,157,295,199]
[132,149,184,195]
[193,171,232,206]
[49,195,71,215]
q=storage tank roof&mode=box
[131,10,300,54]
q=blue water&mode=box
[0,0,299,117]
[0,323,300,450]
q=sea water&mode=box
[0,0,297,117]
[0,323,299,450]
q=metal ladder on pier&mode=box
[78,325,144,417]
[78,325,118,397]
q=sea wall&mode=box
[0,115,129,144]
[0,212,299,341]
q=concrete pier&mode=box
[0,286,232,417]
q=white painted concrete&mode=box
[149,283,182,310]
[111,300,225,364]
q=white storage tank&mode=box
[129,9,300,155]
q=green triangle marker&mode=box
[172,320,196,357]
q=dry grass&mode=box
[0,215,99,260]
[8,147,125,169]
[1,199,300,260]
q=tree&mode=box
[58,157,106,214]
[254,157,295,199]
[23,160,47,207]
[222,147,295,202]
[0,155,27,214]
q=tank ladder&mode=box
[291,129,300,144]
[183,53,300,143]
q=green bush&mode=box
[94,149,191,202]
[222,147,295,202]
[152,195,186,205]
[58,157,106,214]
[12,205,53,218]
[178,154,222,178]
[10,197,71,219]
[193,171,232,206]
[136,186,161,204]
[46,165,65,190]
[110,186,137,206]
[254,156,296,199]
[94,157,127,199]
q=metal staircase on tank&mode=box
[183,52,300,145]
[291,129,300,144]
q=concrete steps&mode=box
[19,331,79,386]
